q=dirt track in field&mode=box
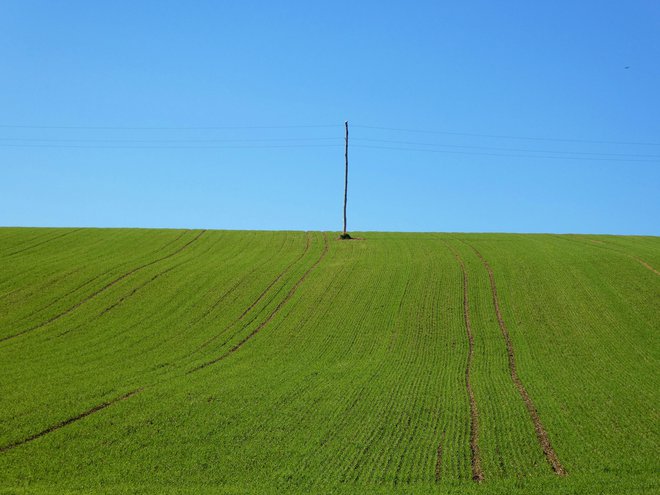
[634,258,660,276]
[190,232,329,373]
[554,235,659,277]
[190,232,312,355]
[19,231,193,321]
[0,232,326,456]
[191,234,291,326]
[0,389,141,453]
[0,230,206,343]
[445,243,484,482]
[4,229,82,257]
[464,241,566,476]
[238,233,313,320]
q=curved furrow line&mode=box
[435,430,446,482]
[0,232,317,457]
[1,231,190,314]
[444,242,484,482]
[463,241,567,477]
[93,238,220,321]
[144,229,191,255]
[0,230,206,344]
[190,232,329,373]
[554,235,659,276]
[188,232,312,356]
[386,277,412,352]
[2,228,82,258]
[0,268,80,312]
[594,240,660,276]
[55,265,181,338]
[189,233,290,326]
[16,270,95,313]
[236,233,313,320]
[280,244,358,357]
[257,244,361,490]
[632,257,660,275]
[0,231,55,257]
[336,242,434,484]
[328,240,426,483]
[4,233,229,371]
[0,389,141,453]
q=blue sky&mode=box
[1,1,659,234]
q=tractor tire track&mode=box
[2,231,189,317]
[190,232,329,373]
[191,233,291,325]
[59,238,230,339]
[189,232,312,355]
[0,235,207,449]
[0,389,141,453]
[98,266,179,318]
[27,234,319,450]
[463,241,567,476]
[3,229,82,257]
[445,243,484,482]
[0,232,310,456]
[634,257,660,276]
[0,230,206,344]
[8,270,99,326]
[588,239,660,276]
[0,267,79,308]
[553,235,659,276]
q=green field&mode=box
[0,228,658,494]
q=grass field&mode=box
[0,228,658,494]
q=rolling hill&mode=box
[0,228,658,494]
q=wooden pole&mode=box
[343,121,349,236]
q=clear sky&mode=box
[1,1,659,235]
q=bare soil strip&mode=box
[445,243,484,482]
[190,233,312,354]
[464,242,567,476]
[634,258,660,276]
[190,233,329,373]
[1,230,206,343]
[0,389,141,453]
[4,228,82,257]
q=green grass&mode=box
[0,228,658,494]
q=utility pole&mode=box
[342,120,350,239]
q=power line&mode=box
[0,123,341,130]
[0,136,342,143]
[2,141,657,162]
[352,124,660,147]
[351,144,660,163]
[3,135,655,159]
[2,121,657,147]
[1,121,658,158]
[351,138,660,159]
[0,143,343,150]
